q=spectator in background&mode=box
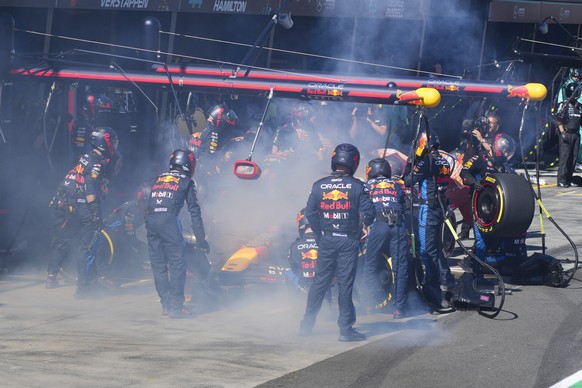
[554,82,582,188]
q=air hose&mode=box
[419,113,505,318]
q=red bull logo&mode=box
[328,89,343,97]
[322,190,349,201]
[157,175,180,183]
[374,181,394,189]
[439,165,451,175]
[396,89,423,106]
[507,84,530,99]
[445,85,460,92]
[301,249,318,260]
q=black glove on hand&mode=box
[88,201,102,229]
[197,239,210,253]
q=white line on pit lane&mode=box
[549,369,582,388]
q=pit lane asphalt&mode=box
[2,168,582,388]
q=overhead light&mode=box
[278,13,293,30]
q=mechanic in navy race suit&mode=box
[364,158,410,319]
[404,131,455,313]
[188,104,238,177]
[73,127,119,298]
[300,143,375,342]
[99,182,151,283]
[145,149,209,319]
[286,208,319,295]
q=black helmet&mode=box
[366,158,392,180]
[291,102,313,126]
[296,208,310,237]
[415,131,439,159]
[207,104,238,130]
[169,148,196,176]
[136,182,152,207]
[492,133,516,163]
[565,82,581,99]
[91,127,118,158]
[331,143,360,175]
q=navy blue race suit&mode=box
[286,231,319,294]
[47,168,84,280]
[301,171,375,334]
[190,123,232,177]
[74,150,111,295]
[404,150,454,306]
[145,170,206,314]
[364,176,409,313]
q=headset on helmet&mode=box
[296,208,310,237]
[291,102,313,126]
[492,133,516,163]
[366,158,392,180]
[91,127,118,158]
[331,143,360,175]
[207,104,238,130]
[136,182,152,207]
[169,148,196,176]
[565,82,581,100]
[415,131,440,159]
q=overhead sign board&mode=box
[2,0,428,19]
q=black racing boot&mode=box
[338,327,367,342]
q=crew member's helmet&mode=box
[415,130,440,159]
[169,148,196,176]
[136,182,152,207]
[492,133,516,163]
[570,68,582,79]
[565,82,581,99]
[90,127,118,158]
[207,104,238,130]
[290,102,313,126]
[366,158,392,180]
[296,208,310,237]
[331,143,360,175]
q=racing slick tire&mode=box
[472,173,535,238]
